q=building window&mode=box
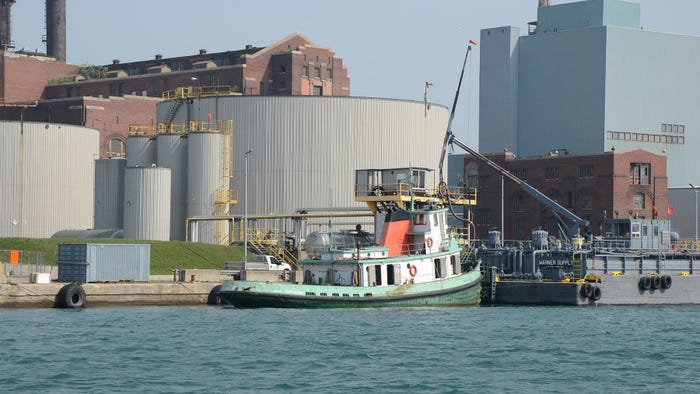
[545,167,559,180]
[302,66,308,77]
[579,165,594,178]
[280,65,286,73]
[107,138,125,158]
[479,175,490,188]
[279,80,287,90]
[633,193,645,210]
[467,175,478,188]
[512,169,527,180]
[630,163,650,184]
[515,194,524,212]
[581,193,593,210]
[312,85,322,96]
[326,68,333,79]
[314,67,321,78]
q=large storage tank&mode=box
[0,121,99,238]
[158,96,449,222]
[123,167,171,241]
[94,157,126,230]
[187,131,227,244]
[126,135,156,167]
[156,133,188,240]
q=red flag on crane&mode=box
[469,39,478,46]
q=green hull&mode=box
[219,268,481,308]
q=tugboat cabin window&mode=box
[386,264,396,285]
[374,265,383,286]
[631,222,641,238]
[413,214,426,225]
[434,258,446,279]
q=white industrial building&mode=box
[137,95,450,242]
[0,121,99,238]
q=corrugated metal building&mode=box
[156,96,449,240]
[0,121,99,238]
[479,0,700,188]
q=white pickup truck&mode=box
[222,255,292,279]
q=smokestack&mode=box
[0,0,16,50]
[538,0,550,6]
[45,0,66,61]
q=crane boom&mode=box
[438,43,588,240]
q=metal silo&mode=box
[187,131,227,244]
[0,121,99,238]
[94,157,126,230]
[126,135,156,167]
[123,167,171,241]
[156,133,188,240]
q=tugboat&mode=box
[218,167,482,308]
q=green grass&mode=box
[0,238,244,275]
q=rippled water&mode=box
[2,305,699,393]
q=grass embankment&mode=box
[0,238,243,275]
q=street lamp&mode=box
[244,150,253,263]
[690,183,700,249]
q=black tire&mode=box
[580,282,592,298]
[650,275,661,290]
[639,276,651,291]
[55,283,86,309]
[207,285,222,305]
[589,286,602,301]
[661,275,672,289]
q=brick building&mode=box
[461,149,668,240]
[0,32,350,158]
[41,32,349,99]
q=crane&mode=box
[437,42,589,241]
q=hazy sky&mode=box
[10,0,700,146]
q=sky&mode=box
[9,0,700,147]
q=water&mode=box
[2,305,699,393]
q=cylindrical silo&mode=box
[94,157,126,230]
[187,131,227,244]
[156,133,188,240]
[0,121,99,238]
[126,135,156,167]
[123,167,171,241]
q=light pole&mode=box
[690,184,699,249]
[244,150,253,262]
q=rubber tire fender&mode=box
[55,283,87,309]
[589,286,602,301]
[207,285,222,305]
[580,282,592,298]
[660,275,672,289]
[650,275,661,290]
[639,276,651,291]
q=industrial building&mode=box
[479,0,699,188]
[0,121,99,238]
[459,149,667,240]
[462,0,700,239]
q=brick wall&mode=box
[1,53,78,102]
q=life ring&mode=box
[426,237,434,248]
[409,264,418,277]
[580,282,592,298]
[660,275,672,289]
[55,283,86,309]
[589,286,602,301]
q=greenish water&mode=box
[2,305,699,393]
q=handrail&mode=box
[161,85,237,100]
[127,124,156,137]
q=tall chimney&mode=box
[538,0,550,7]
[46,0,66,61]
[0,0,16,50]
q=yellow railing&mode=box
[214,189,238,205]
[354,182,477,203]
[161,85,237,100]
[157,120,233,135]
[674,239,700,251]
[127,124,156,136]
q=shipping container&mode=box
[58,243,150,282]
